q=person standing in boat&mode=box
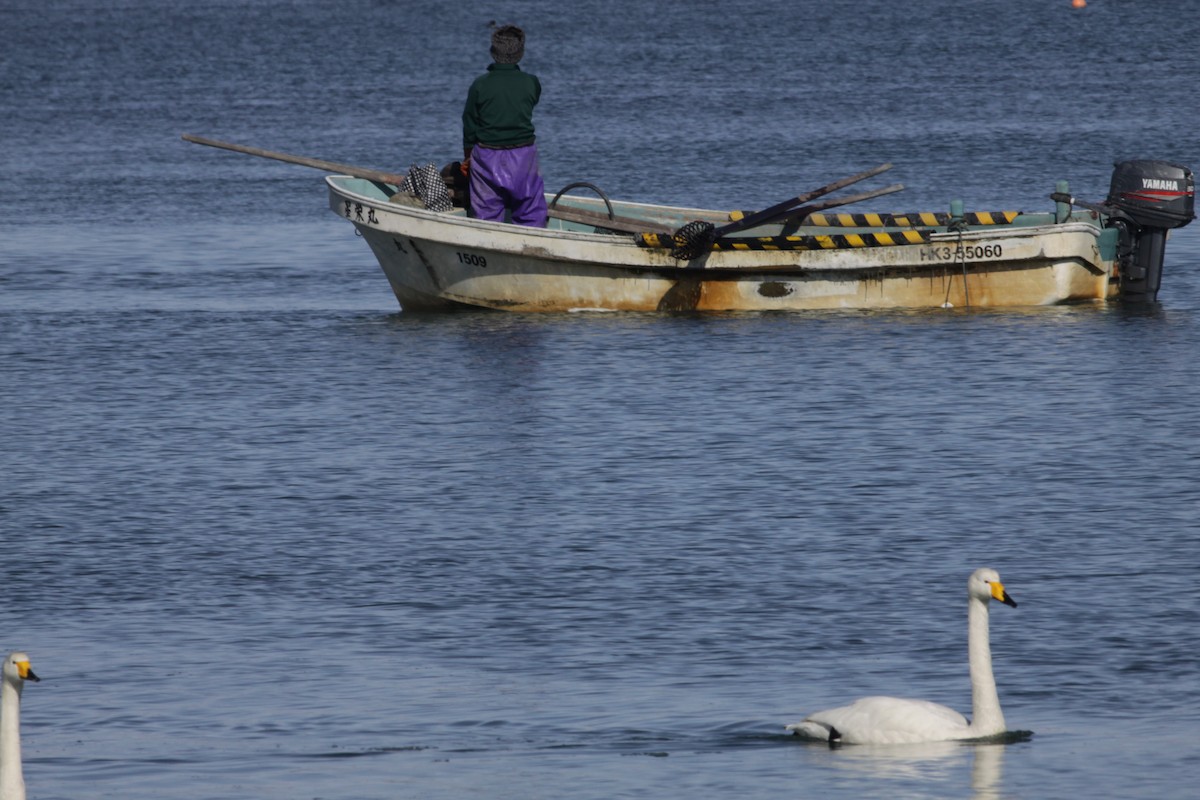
[461,24,548,227]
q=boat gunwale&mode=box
[326,174,1103,237]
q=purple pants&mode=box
[469,143,548,227]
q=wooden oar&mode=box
[663,163,894,259]
[773,183,907,227]
[182,134,412,185]
[717,163,893,236]
[634,183,906,255]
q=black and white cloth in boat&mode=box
[400,163,453,212]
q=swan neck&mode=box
[1,678,25,800]
[967,595,1005,735]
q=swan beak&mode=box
[16,661,39,682]
[990,581,1018,608]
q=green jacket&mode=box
[462,63,541,149]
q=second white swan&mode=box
[1,652,39,800]
[787,568,1018,744]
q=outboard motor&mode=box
[1105,160,1195,299]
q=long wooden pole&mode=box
[182,133,677,233]
[183,134,887,238]
[182,134,411,186]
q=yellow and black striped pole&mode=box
[635,229,934,252]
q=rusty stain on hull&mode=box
[656,278,703,311]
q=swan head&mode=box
[2,652,39,685]
[969,568,1017,608]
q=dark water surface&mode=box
[3,2,1200,798]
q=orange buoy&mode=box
[1072,0,1086,8]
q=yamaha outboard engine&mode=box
[1105,160,1195,299]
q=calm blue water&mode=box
[3,1,1200,798]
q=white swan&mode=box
[787,568,1017,745]
[1,652,39,800]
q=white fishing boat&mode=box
[184,136,1195,312]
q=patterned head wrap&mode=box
[490,25,525,64]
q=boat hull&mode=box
[328,177,1117,312]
